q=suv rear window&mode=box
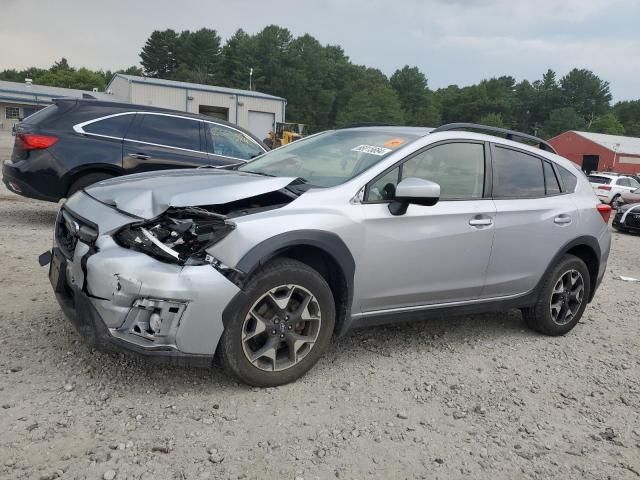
[84,114,134,139]
[588,175,611,184]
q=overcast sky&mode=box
[1,0,639,101]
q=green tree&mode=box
[478,112,506,128]
[140,29,180,77]
[613,100,640,136]
[219,29,256,89]
[540,107,586,138]
[560,68,612,126]
[336,67,404,126]
[589,114,625,135]
[173,28,222,84]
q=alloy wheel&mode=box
[549,269,584,325]
[241,284,322,372]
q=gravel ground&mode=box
[0,130,639,480]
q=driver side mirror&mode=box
[388,177,440,216]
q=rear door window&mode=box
[127,114,201,151]
[83,114,134,139]
[492,146,545,198]
[617,177,630,187]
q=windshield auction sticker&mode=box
[383,138,406,148]
[352,145,392,156]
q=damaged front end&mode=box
[114,206,235,266]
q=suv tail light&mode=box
[596,203,612,223]
[597,185,612,191]
[16,133,59,150]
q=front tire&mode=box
[219,258,335,387]
[522,254,591,336]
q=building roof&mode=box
[0,79,115,105]
[572,131,640,156]
[108,74,285,102]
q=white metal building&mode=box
[0,79,114,131]
[107,74,286,140]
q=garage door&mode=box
[248,111,275,141]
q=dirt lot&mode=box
[0,130,639,480]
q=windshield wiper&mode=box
[239,170,276,177]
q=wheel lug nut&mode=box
[285,315,289,320]
[274,319,280,324]
[271,329,277,335]
[279,333,285,338]
[288,325,292,329]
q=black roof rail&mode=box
[340,122,393,129]
[431,123,557,154]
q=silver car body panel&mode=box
[84,168,297,219]
[55,129,610,356]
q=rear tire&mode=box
[67,172,114,197]
[219,258,335,387]
[610,194,621,206]
[522,254,591,336]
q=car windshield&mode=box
[238,129,421,187]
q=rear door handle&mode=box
[554,215,572,225]
[128,153,150,160]
[469,217,493,227]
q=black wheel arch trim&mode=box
[221,230,356,337]
[539,235,601,303]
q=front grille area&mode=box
[627,213,640,228]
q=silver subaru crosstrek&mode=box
[44,124,611,386]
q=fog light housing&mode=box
[149,312,162,334]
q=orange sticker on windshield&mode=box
[384,138,405,148]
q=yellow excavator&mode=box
[264,122,305,149]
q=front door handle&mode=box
[469,217,493,227]
[128,153,150,160]
[554,215,572,225]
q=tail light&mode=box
[597,185,612,191]
[16,133,59,150]
[596,203,612,223]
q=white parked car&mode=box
[588,173,640,205]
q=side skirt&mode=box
[348,291,538,331]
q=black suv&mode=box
[3,99,268,202]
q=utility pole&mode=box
[249,68,253,91]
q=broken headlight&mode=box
[114,207,235,265]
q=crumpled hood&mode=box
[84,169,297,219]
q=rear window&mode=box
[588,175,611,185]
[83,114,134,139]
[21,105,58,125]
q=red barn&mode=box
[548,131,640,174]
